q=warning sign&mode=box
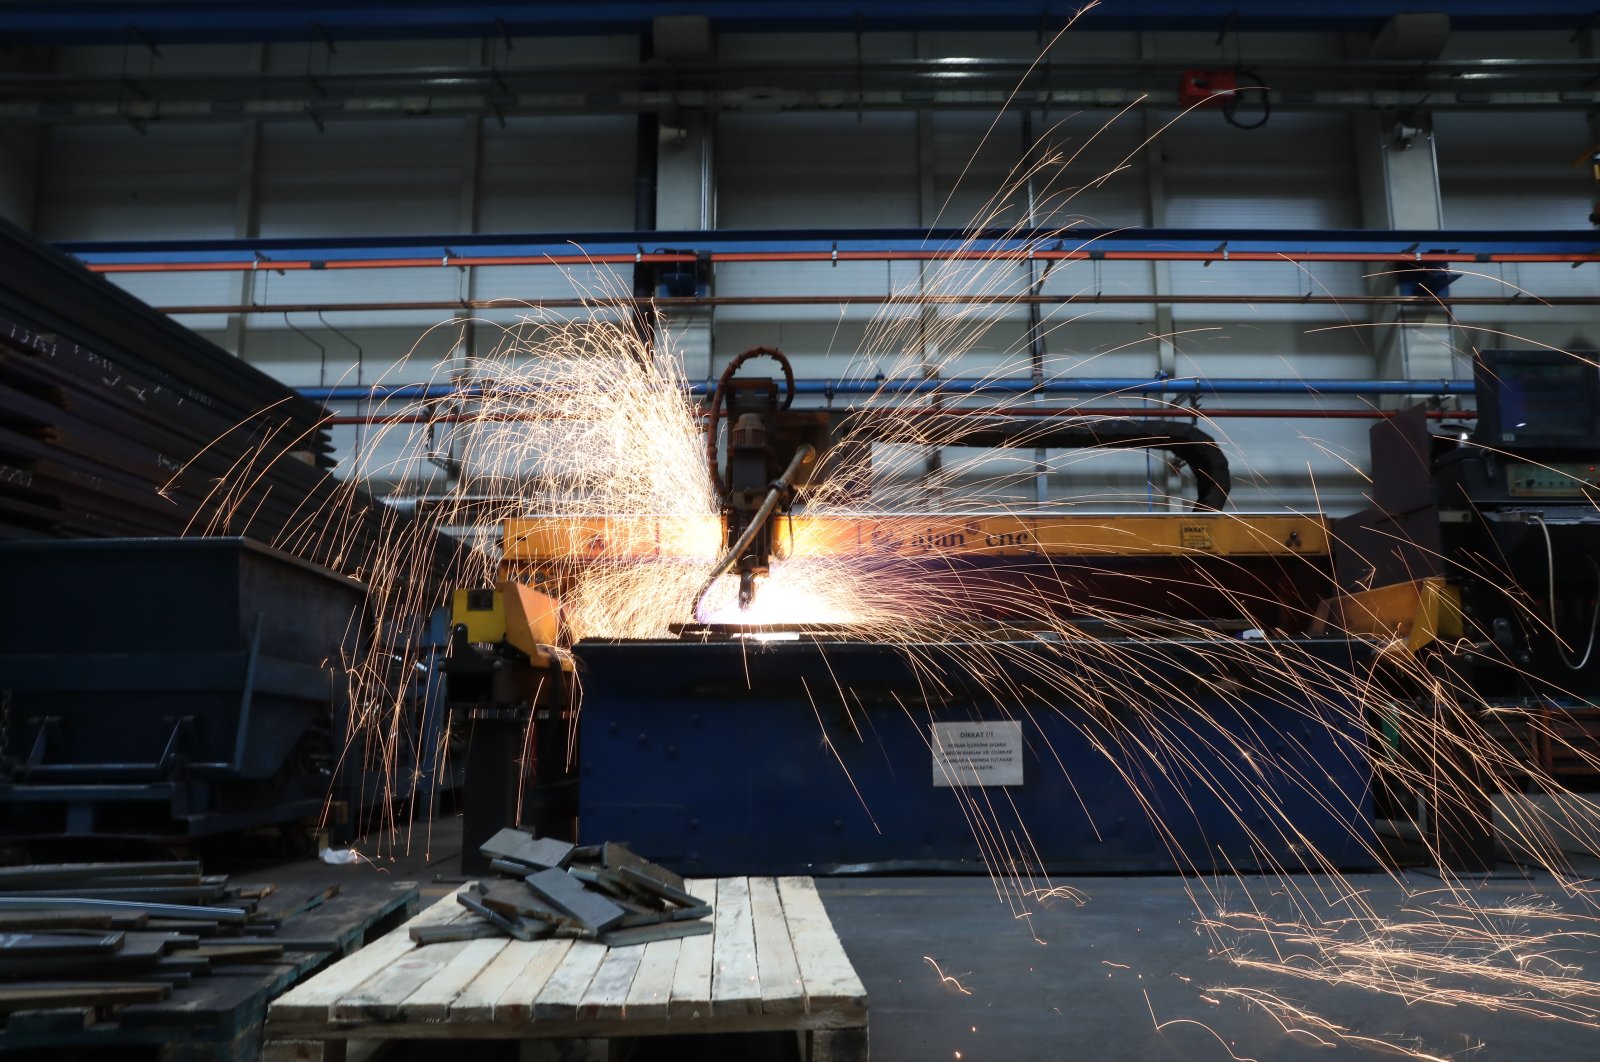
[931,721,1024,787]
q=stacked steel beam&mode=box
[0,217,461,588]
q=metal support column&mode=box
[655,110,714,375]
[453,49,485,467]
[914,58,946,506]
[1140,32,1183,508]
[1023,109,1049,505]
[653,21,715,378]
[222,45,265,358]
[1353,100,1463,407]
[1579,25,1600,227]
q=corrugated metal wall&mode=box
[24,27,1600,511]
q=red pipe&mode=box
[148,293,1600,315]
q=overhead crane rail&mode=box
[63,228,1600,275]
[298,377,1478,403]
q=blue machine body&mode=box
[575,635,1378,876]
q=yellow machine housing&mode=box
[451,582,566,670]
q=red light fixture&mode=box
[1179,69,1238,109]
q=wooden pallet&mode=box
[0,880,418,1062]
[263,876,869,1061]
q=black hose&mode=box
[704,346,796,494]
[874,415,1232,510]
[1223,69,1270,131]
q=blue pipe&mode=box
[3,3,1590,46]
[301,377,1476,402]
[61,226,1600,264]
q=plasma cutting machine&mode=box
[448,347,1391,876]
[446,346,1600,878]
[690,346,1236,617]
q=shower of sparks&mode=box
[1027,884,1091,907]
[1145,988,1262,1062]
[925,955,976,995]
[170,22,1600,1058]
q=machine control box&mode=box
[1505,461,1600,499]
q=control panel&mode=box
[1506,461,1600,498]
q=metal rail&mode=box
[62,228,1600,273]
[326,407,1477,426]
[10,55,1600,121]
[301,377,1477,402]
[2,3,1594,44]
[152,293,1600,315]
[78,246,1600,272]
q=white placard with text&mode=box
[931,720,1023,787]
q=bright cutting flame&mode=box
[698,557,887,626]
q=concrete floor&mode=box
[819,873,1595,1062]
[247,815,1600,1062]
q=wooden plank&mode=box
[448,939,571,1023]
[397,936,510,1020]
[710,877,761,1018]
[622,938,680,1020]
[749,877,806,1015]
[333,940,469,1021]
[667,878,715,1020]
[269,888,464,1023]
[576,945,645,1020]
[493,940,580,1024]
[530,941,608,1021]
[775,878,866,1013]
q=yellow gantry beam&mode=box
[502,512,1330,562]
